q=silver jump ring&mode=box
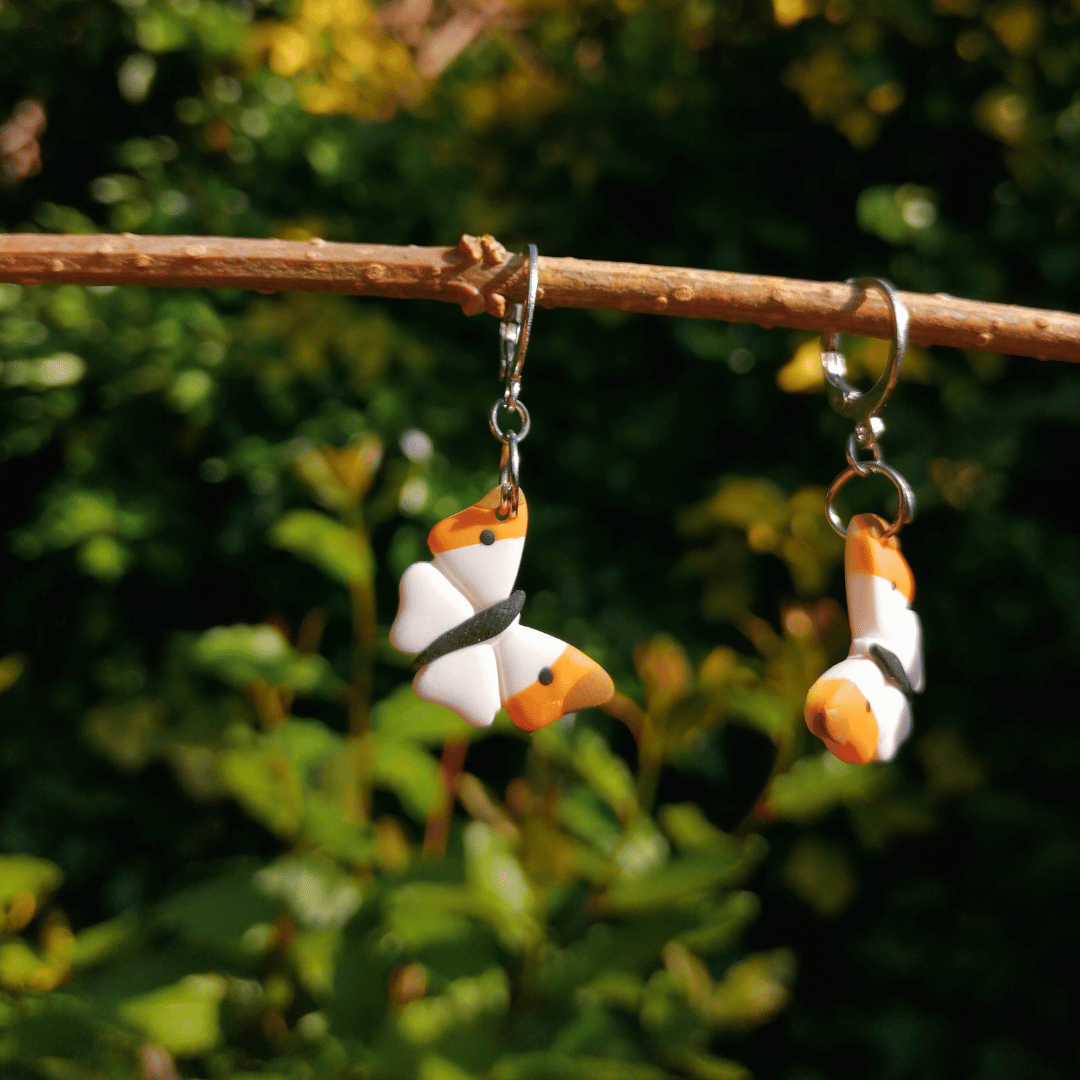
[845,431,881,476]
[497,432,521,518]
[825,461,916,539]
[489,398,531,444]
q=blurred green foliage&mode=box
[2,0,1080,1077]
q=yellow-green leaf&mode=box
[192,623,343,695]
[119,975,225,1056]
[602,839,766,914]
[766,751,888,821]
[0,855,63,908]
[270,509,373,585]
[372,733,441,820]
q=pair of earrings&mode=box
[390,256,923,761]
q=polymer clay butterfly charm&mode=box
[804,512,924,764]
[804,278,924,762]
[389,486,614,731]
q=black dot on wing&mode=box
[538,667,554,686]
[480,529,496,546]
[865,700,872,712]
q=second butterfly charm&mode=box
[389,246,614,731]
[804,278,924,764]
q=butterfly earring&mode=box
[389,245,615,731]
[804,278,924,764]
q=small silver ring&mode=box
[846,431,879,476]
[825,461,916,538]
[489,398,531,443]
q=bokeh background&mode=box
[2,0,1080,1077]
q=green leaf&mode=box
[707,948,795,1028]
[658,803,728,853]
[723,686,792,740]
[371,683,478,745]
[289,927,341,997]
[557,787,622,856]
[419,1056,476,1080]
[491,1054,668,1080]
[539,912,702,999]
[70,915,139,972]
[220,743,306,836]
[0,854,63,907]
[766,752,889,821]
[270,509,373,585]
[302,791,374,866]
[274,716,344,775]
[601,839,766,914]
[0,652,27,695]
[156,863,278,956]
[254,852,363,930]
[372,733,442,820]
[192,623,343,695]
[464,822,536,923]
[397,967,510,1047]
[669,1050,752,1080]
[536,727,636,820]
[0,939,50,992]
[676,891,760,954]
[118,975,225,1056]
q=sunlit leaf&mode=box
[0,855,63,912]
[270,509,374,585]
[372,733,442,820]
[491,1053,668,1080]
[397,967,510,1047]
[765,752,889,821]
[707,949,796,1028]
[0,653,26,695]
[192,623,343,695]
[118,975,225,1056]
[371,683,476,745]
[255,852,363,930]
[601,839,766,914]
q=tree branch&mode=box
[1,231,1077,362]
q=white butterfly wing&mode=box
[491,621,567,701]
[841,654,913,762]
[848,573,924,692]
[433,537,525,611]
[492,621,614,732]
[389,561,475,654]
[414,644,502,728]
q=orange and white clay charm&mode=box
[805,276,924,764]
[389,486,614,731]
[390,245,614,732]
[804,513,923,763]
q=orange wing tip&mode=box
[505,645,615,732]
[427,486,529,555]
[845,512,915,602]
[804,676,880,764]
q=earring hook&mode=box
[821,276,915,538]
[821,277,909,428]
[490,244,538,518]
[498,243,538,400]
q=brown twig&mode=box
[1,231,1078,362]
[422,737,468,857]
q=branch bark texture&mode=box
[1,231,1077,363]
